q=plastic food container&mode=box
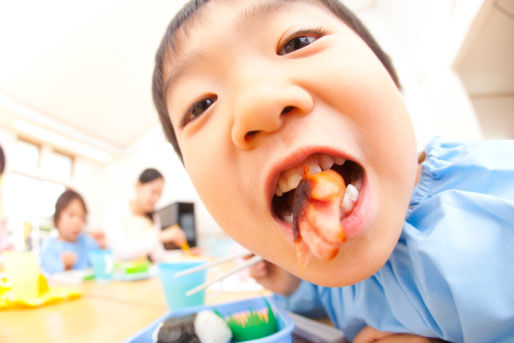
[123,297,295,343]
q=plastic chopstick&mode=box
[174,251,251,278]
[185,255,263,296]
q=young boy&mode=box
[40,190,102,275]
[151,1,514,342]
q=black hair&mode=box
[137,168,164,221]
[54,189,88,226]
[152,0,401,161]
[138,168,164,184]
[0,145,5,175]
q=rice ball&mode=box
[194,310,232,343]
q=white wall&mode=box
[0,125,17,162]
[471,97,514,139]
[359,0,484,150]
[70,157,106,230]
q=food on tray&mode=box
[113,260,150,274]
[195,310,233,343]
[292,168,347,268]
[152,300,281,343]
[225,300,278,342]
[153,310,231,343]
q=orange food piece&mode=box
[292,168,346,268]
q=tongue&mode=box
[292,169,347,268]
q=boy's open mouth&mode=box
[271,153,364,224]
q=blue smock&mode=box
[40,233,99,275]
[274,138,514,342]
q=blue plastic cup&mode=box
[158,261,206,312]
[89,249,114,281]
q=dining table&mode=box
[0,270,271,343]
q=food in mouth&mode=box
[272,153,363,268]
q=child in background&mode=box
[151,0,514,342]
[0,144,14,254]
[40,189,104,275]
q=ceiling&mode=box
[0,0,189,153]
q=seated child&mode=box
[150,0,514,342]
[0,144,14,254]
[40,189,103,275]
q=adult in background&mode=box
[104,168,187,262]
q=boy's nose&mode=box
[231,81,313,149]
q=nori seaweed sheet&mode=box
[157,313,201,343]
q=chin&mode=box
[293,252,387,287]
[289,208,405,287]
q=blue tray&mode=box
[123,297,295,343]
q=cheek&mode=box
[143,191,154,204]
[184,150,267,249]
[186,150,239,223]
[313,46,417,182]
[181,115,243,215]
[59,216,72,230]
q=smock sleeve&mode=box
[84,234,100,251]
[39,239,65,275]
[390,138,514,342]
[272,280,328,318]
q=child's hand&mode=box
[159,224,187,246]
[354,326,444,343]
[90,230,107,249]
[248,257,300,296]
[60,251,77,270]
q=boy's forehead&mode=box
[165,0,327,91]
[187,0,320,30]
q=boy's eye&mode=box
[180,94,218,127]
[279,36,316,55]
[278,29,325,55]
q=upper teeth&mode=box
[320,155,334,170]
[274,154,345,196]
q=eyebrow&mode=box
[163,0,298,97]
[235,0,289,30]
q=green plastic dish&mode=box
[114,261,150,275]
[221,299,278,342]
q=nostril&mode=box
[281,106,295,115]
[245,130,259,141]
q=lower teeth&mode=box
[280,211,293,223]
[341,184,359,215]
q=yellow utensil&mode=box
[180,241,192,255]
